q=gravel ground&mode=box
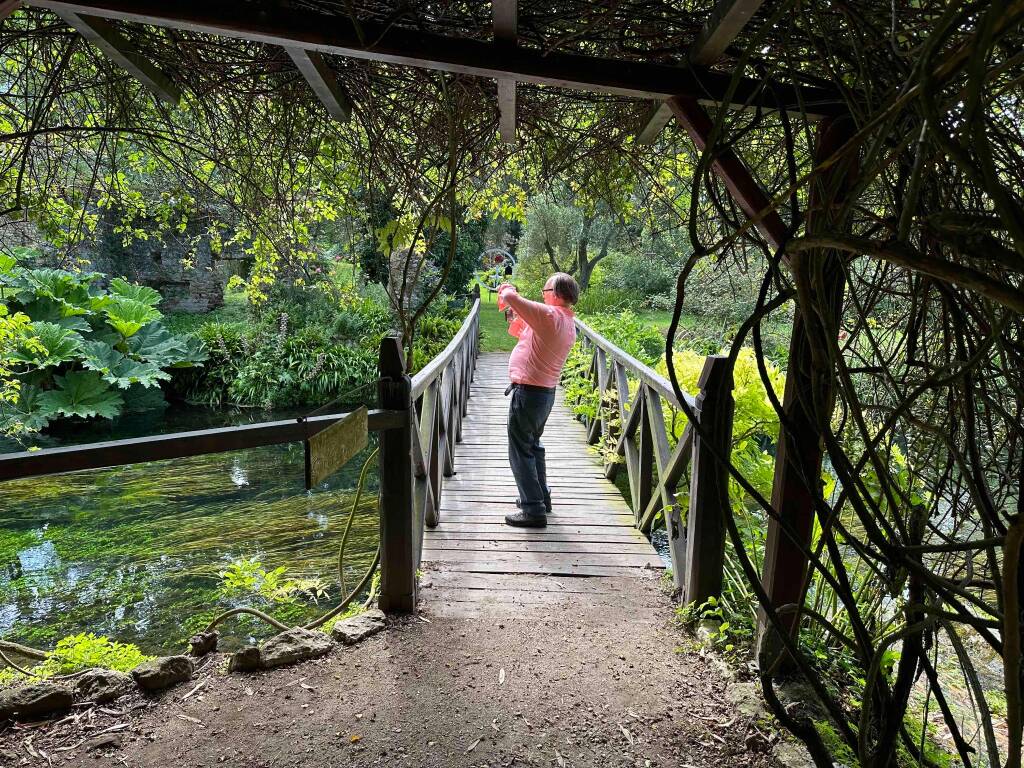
[0,573,784,767]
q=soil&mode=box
[0,572,783,767]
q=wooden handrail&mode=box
[411,298,481,400]
[0,409,406,481]
[567,319,734,605]
[574,317,698,411]
[380,288,481,611]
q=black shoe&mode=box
[515,498,553,514]
[516,487,552,514]
[505,511,547,528]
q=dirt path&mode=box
[2,572,781,767]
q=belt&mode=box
[505,382,556,395]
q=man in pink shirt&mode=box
[497,272,579,528]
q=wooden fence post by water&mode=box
[684,355,734,606]
[377,336,417,613]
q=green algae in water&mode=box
[0,412,380,655]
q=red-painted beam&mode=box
[667,95,788,250]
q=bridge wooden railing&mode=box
[572,318,734,605]
[377,289,481,611]
[0,288,482,615]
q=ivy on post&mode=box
[377,335,417,614]
[684,355,734,606]
[756,116,856,672]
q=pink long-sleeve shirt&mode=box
[498,286,577,388]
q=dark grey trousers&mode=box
[507,385,556,517]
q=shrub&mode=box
[0,633,152,686]
[180,281,464,410]
[603,252,677,305]
[0,265,206,434]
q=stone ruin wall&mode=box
[0,211,250,314]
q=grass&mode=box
[477,289,519,353]
[163,289,248,335]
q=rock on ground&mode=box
[0,575,784,768]
[0,681,73,721]
[331,609,386,645]
[75,668,134,704]
[228,646,261,673]
[132,656,193,691]
[259,627,334,669]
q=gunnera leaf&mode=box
[102,297,162,339]
[11,321,84,367]
[108,277,162,308]
[0,384,54,432]
[21,268,100,316]
[80,340,170,389]
[38,370,124,419]
[129,323,208,367]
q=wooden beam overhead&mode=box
[52,8,181,104]
[637,0,766,144]
[1,0,22,22]
[690,0,766,66]
[28,0,843,117]
[493,0,517,143]
[667,95,787,250]
[286,47,352,122]
[636,101,671,145]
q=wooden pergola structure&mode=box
[0,0,852,660]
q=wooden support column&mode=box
[684,355,734,606]
[493,0,516,143]
[286,47,352,122]
[53,8,181,104]
[756,116,855,668]
[377,336,417,614]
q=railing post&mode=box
[377,336,417,614]
[684,355,734,606]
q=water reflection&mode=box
[0,405,380,655]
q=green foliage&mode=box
[0,633,152,686]
[39,370,125,419]
[0,265,206,434]
[219,557,329,604]
[181,280,462,409]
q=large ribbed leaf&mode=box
[102,297,162,338]
[38,371,123,419]
[108,278,162,308]
[18,269,100,316]
[11,322,84,367]
[0,385,54,432]
[80,340,171,389]
[129,323,207,367]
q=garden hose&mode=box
[201,446,383,637]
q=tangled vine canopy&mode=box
[2,1,1023,767]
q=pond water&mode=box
[0,405,380,655]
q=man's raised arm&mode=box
[498,284,552,330]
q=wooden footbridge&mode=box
[0,292,735,617]
[377,292,734,613]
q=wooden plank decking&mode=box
[421,352,664,581]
